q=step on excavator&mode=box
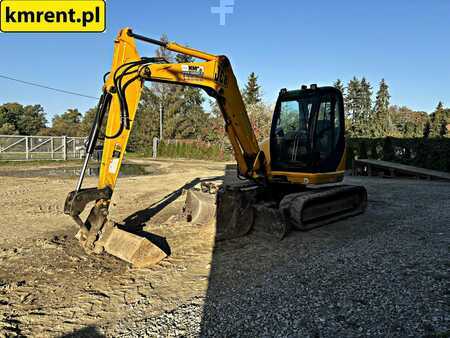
[64,28,367,267]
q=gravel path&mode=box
[114,177,449,337]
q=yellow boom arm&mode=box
[98,28,264,192]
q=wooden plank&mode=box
[354,159,450,181]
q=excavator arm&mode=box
[64,28,265,261]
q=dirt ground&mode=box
[0,159,448,337]
[0,159,226,337]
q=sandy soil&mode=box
[0,159,226,337]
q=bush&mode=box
[153,137,450,173]
[157,139,233,161]
[347,137,450,172]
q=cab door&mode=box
[270,87,345,173]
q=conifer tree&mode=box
[346,77,361,122]
[423,120,431,138]
[346,77,363,136]
[152,34,184,139]
[242,72,262,105]
[360,77,372,124]
[333,79,345,95]
[439,120,447,137]
[372,79,391,137]
[431,102,446,137]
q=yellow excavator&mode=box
[64,28,367,267]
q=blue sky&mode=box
[0,0,449,121]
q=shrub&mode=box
[347,137,450,172]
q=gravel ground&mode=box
[1,162,448,337]
[113,177,449,337]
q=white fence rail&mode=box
[0,135,86,161]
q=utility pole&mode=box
[159,102,163,141]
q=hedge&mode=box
[347,137,450,173]
[151,138,450,173]
[151,139,232,162]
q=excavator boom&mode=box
[99,28,263,189]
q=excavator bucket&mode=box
[75,221,169,268]
[91,222,168,268]
[65,191,169,268]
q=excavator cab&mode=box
[271,86,345,173]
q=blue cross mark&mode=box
[211,0,234,26]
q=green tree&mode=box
[50,108,82,136]
[0,103,22,127]
[151,34,185,140]
[172,53,209,139]
[439,119,447,137]
[0,103,46,135]
[360,77,372,125]
[388,105,427,137]
[242,72,262,105]
[247,102,272,142]
[346,77,363,136]
[430,102,447,137]
[127,44,215,151]
[0,123,17,135]
[205,99,228,148]
[80,107,97,136]
[423,120,431,138]
[346,77,361,121]
[333,79,345,95]
[128,86,161,152]
[372,79,391,137]
[17,104,47,135]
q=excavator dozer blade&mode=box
[183,185,259,240]
[182,182,287,240]
[183,189,216,226]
